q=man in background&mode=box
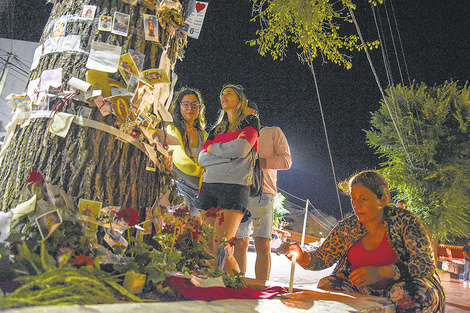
[463,237,470,282]
[234,101,292,281]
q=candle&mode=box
[288,254,296,293]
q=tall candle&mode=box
[288,254,296,293]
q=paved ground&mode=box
[245,250,335,286]
[3,251,470,312]
[245,251,470,312]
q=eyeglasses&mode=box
[180,101,200,109]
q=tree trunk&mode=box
[0,0,188,211]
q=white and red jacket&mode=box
[199,114,259,186]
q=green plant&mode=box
[273,192,290,228]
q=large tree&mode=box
[366,81,470,240]
[0,0,192,211]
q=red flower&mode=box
[206,207,221,219]
[174,206,190,218]
[70,255,94,268]
[25,170,45,186]
[115,207,140,226]
[192,228,201,239]
[162,223,176,234]
[218,212,225,225]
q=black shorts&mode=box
[198,183,251,220]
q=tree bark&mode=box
[0,0,187,211]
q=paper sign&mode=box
[40,68,63,90]
[112,12,130,36]
[159,51,172,77]
[143,14,159,42]
[43,35,81,55]
[86,69,111,97]
[98,15,112,31]
[86,41,122,73]
[184,1,208,39]
[166,72,178,109]
[49,112,74,138]
[30,45,43,71]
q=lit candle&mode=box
[288,254,296,293]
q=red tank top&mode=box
[348,232,398,271]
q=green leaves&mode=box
[367,81,470,239]
[273,192,289,228]
[250,0,381,68]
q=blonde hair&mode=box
[213,84,251,134]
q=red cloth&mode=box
[165,277,287,301]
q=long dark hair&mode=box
[169,86,206,156]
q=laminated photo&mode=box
[13,95,32,112]
[142,69,170,85]
[128,49,145,71]
[143,14,159,42]
[112,12,130,37]
[98,15,112,32]
[52,16,67,38]
[103,228,128,250]
[35,210,63,240]
[78,199,102,224]
[81,5,97,20]
[118,53,140,83]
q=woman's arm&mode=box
[209,115,260,159]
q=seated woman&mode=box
[166,87,208,216]
[198,84,259,274]
[281,170,445,312]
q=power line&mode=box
[284,199,333,232]
[278,187,336,228]
[0,56,29,76]
[0,48,34,69]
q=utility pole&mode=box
[0,53,14,97]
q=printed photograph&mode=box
[112,12,130,36]
[35,210,63,240]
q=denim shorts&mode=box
[236,193,274,239]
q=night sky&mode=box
[1,0,469,219]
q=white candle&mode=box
[288,254,296,293]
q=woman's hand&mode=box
[349,266,381,287]
[277,243,311,267]
[206,144,212,153]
